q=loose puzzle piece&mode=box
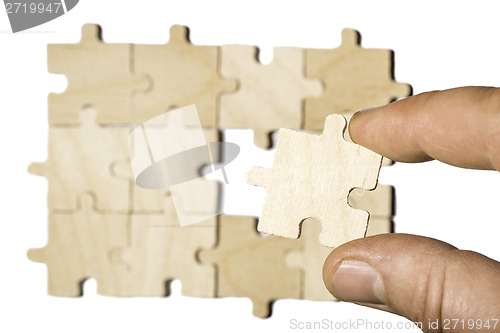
[247,114,382,248]
[48,24,149,125]
[133,25,236,126]
[110,195,217,297]
[27,194,129,296]
[29,107,131,212]
[285,215,391,302]
[304,28,411,131]
[198,215,301,318]
[220,45,323,148]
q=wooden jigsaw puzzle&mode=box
[247,114,383,248]
[28,24,409,316]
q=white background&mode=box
[1,1,500,332]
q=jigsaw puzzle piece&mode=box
[247,114,382,247]
[198,215,301,318]
[304,28,411,131]
[285,215,392,302]
[349,184,394,219]
[110,195,217,297]
[27,194,128,296]
[133,25,236,126]
[366,216,392,236]
[28,107,131,212]
[48,24,149,125]
[285,187,393,302]
[285,219,336,301]
[220,45,323,149]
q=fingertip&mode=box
[348,108,376,147]
[323,234,500,324]
[348,87,500,169]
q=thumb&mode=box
[323,234,500,332]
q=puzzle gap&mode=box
[256,46,274,65]
[47,73,68,94]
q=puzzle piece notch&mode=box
[247,114,382,248]
[28,107,131,212]
[285,215,392,302]
[198,215,301,318]
[304,28,411,131]
[133,25,237,127]
[27,193,129,296]
[48,24,150,125]
[348,184,394,219]
[109,195,217,297]
[284,219,336,301]
[219,45,323,149]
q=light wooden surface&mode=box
[285,186,393,302]
[198,215,301,318]
[133,25,236,127]
[247,114,382,247]
[30,24,401,311]
[27,194,129,296]
[48,24,149,125]
[304,28,410,131]
[220,45,322,148]
[29,107,131,212]
[110,195,217,297]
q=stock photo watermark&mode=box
[4,0,79,32]
[289,317,500,331]
[289,318,421,331]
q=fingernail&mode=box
[332,260,386,305]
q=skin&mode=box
[323,87,500,332]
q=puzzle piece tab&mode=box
[110,196,217,297]
[133,25,236,126]
[198,215,300,318]
[247,114,382,247]
[305,29,410,131]
[220,45,323,148]
[48,24,149,125]
[27,194,128,296]
[29,107,130,212]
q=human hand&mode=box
[323,87,500,332]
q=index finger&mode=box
[348,86,500,171]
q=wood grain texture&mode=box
[28,107,130,212]
[247,114,382,247]
[48,24,149,125]
[30,25,404,310]
[27,194,129,296]
[110,196,217,297]
[198,215,301,318]
[220,45,323,148]
[133,25,236,127]
[304,28,410,131]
